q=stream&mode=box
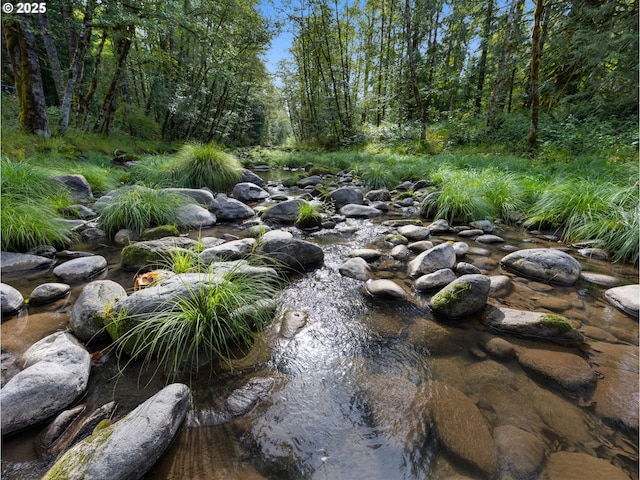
[1,175,638,480]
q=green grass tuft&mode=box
[174,143,242,192]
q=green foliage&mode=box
[174,143,242,192]
[99,186,192,236]
[540,314,573,333]
[112,264,280,379]
[295,201,323,229]
[359,161,400,190]
[0,158,75,251]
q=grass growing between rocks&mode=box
[99,187,193,236]
[0,158,75,251]
[111,263,280,381]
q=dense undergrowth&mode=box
[1,104,638,263]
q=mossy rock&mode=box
[141,224,180,241]
[429,274,490,319]
[120,237,200,272]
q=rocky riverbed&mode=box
[1,167,638,480]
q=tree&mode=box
[3,17,50,137]
[527,0,544,151]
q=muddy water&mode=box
[1,198,638,479]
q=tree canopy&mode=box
[2,0,637,148]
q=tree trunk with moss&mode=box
[3,18,50,137]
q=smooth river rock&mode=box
[339,204,382,218]
[70,280,127,342]
[1,332,91,435]
[43,383,190,480]
[29,282,71,306]
[429,274,490,319]
[541,451,631,480]
[493,425,546,478]
[339,257,371,281]
[1,251,55,275]
[256,237,324,272]
[415,269,456,291]
[53,255,108,283]
[209,195,256,220]
[407,243,456,278]
[231,182,270,203]
[364,279,408,300]
[499,248,581,285]
[175,204,217,229]
[1,283,24,316]
[604,284,639,318]
[261,199,305,225]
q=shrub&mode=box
[295,201,323,229]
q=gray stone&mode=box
[296,175,323,187]
[429,274,490,319]
[53,255,108,284]
[407,240,434,252]
[231,182,269,203]
[578,248,609,260]
[209,195,256,220]
[113,229,140,247]
[415,269,456,291]
[488,275,511,296]
[348,248,382,262]
[1,283,24,315]
[457,229,484,237]
[327,187,363,209]
[43,383,190,480]
[426,381,498,478]
[428,218,450,233]
[469,220,494,232]
[579,272,621,287]
[199,238,256,262]
[390,245,410,260]
[338,257,371,281]
[365,189,391,202]
[162,187,214,205]
[481,336,515,359]
[455,262,481,275]
[257,238,324,272]
[70,280,127,342]
[500,248,581,285]
[483,307,583,345]
[29,282,71,306]
[224,377,275,419]
[120,237,200,272]
[364,279,408,300]
[240,168,266,187]
[407,243,456,278]
[261,199,305,225]
[1,332,91,435]
[476,234,504,243]
[541,451,631,480]
[175,204,217,229]
[51,174,93,202]
[604,284,639,318]
[1,251,55,275]
[452,241,469,257]
[261,229,293,242]
[398,224,431,241]
[339,204,381,218]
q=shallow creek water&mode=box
[1,181,638,479]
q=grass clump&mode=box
[1,158,75,251]
[295,201,323,229]
[174,143,242,192]
[539,314,573,333]
[99,186,192,236]
[112,264,280,379]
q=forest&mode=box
[1,0,639,261]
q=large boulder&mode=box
[326,187,363,209]
[70,280,127,342]
[231,182,269,203]
[261,199,305,225]
[429,274,490,319]
[499,248,581,285]
[1,251,55,275]
[407,243,456,278]
[240,168,266,187]
[43,383,190,480]
[256,237,324,272]
[209,195,256,221]
[1,283,24,316]
[1,332,91,435]
[604,284,639,318]
[425,381,498,478]
[53,255,108,284]
[483,307,583,345]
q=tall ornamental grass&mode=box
[174,143,242,192]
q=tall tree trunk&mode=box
[527,0,545,152]
[404,0,426,143]
[38,12,64,104]
[4,19,51,137]
[93,26,135,135]
[475,0,494,114]
[80,31,107,131]
[486,0,524,128]
[59,0,96,135]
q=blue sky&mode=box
[258,0,294,75]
